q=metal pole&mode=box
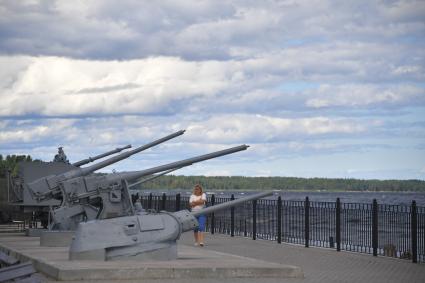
[48,206,52,231]
[175,193,181,212]
[277,196,282,244]
[231,194,235,237]
[372,199,378,257]
[148,193,153,210]
[211,194,215,234]
[411,200,418,263]
[6,170,10,202]
[336,198,341,251]
[253,200,257,240]
[161,193,166,211]
[305,197,310,248]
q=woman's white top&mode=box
[189,193,207,212]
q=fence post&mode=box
[411,200,418,263]
[148,193,153,210]
[305,197,310,248]
[210,194,215,234]
[175,193,181,212]
[231,194,235,237]
[253,200,257,240]
[277,196,282,244]
[372,199,378,257]
[161,193,167,211]
[336,198,341,251]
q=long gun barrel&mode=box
[128,167,182,188]
[78,130,185,176]
[28,130,185,196]
[119,144,249,183]
[191,191,272,217]
[72,145,132,167]
[176,191,273,234]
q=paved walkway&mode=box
[177,232,425,283]
[1,231,424,283]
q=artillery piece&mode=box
[21,129,248,231]
[69,191,272,261]
[50,144,249,230]
[8,144,133,204]
[26,130,186,201]
[6,144,134,226]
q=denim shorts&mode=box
[194,215,206,232]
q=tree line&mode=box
[1,154,424,192]
[0,154,38,178]
[134,175,425,192]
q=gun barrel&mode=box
[128,167,182,188]
[121,144,249,183]
[72,144,132,167]
[78,130,185,176]
[192,191,273,217]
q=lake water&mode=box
[134,190,425,206]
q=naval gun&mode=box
[4,144,136,227]
[26,130,185,201]
[7,145,133,215]
[69,191,272,261]
[50,145,249,230]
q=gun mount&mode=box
[49,145,249,230]
[69,191,272,261]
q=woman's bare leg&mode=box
[199,232,204,246]
[193,231,199,244]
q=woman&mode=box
[189,184,207,246]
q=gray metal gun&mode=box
[27,130,185,200]
[7,144,133,227]
[69,191,272,261]
[50,145,249,230]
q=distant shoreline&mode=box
[132,188,425,193]
[131,175,425,193]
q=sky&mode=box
[0,0,424,180]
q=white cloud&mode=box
[306,84,424,108]
[1,1,424,61]
[0,56,236,116]
[0,1,424,180]
[0,119,75,143]
[1,53,423,118]
[185,114,366,143]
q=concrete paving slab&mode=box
[0,233,303,281]
[40,231,74,247]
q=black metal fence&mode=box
[135,192,425,263]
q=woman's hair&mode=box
[193,184,203,194]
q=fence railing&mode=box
[134,192,424,263]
